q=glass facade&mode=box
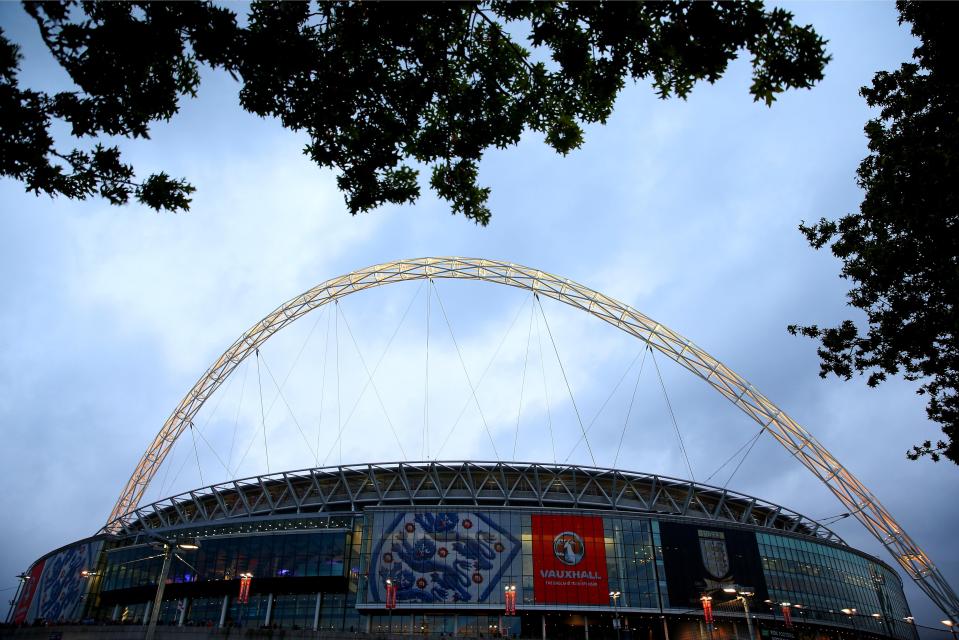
[757,532,914,640]
[22,508,914,640]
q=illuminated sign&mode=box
[532,514,608,604]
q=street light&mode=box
[942,619,957,640]
[385,578,396,634]
[723,586,755,640]
[610,590,622,640]
[144,536,200,640]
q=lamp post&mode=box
[943,619,957,640]
[723,587,755,640]
[504,584,517,637]
[144,536,199,640]
[701,595,715,640]
[6,573,31,624]
[610,591,622,640]
[385,578,396,635]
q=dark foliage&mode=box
[790,1,959,463]
[1,1,827,220]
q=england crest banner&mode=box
[368,511,521,606]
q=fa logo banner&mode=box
[553,531,586,566]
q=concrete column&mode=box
[264,593,273,627]
[662,617,670,640]
[585,615,590,640]
[143,600,152,626]
[542,614,547,640]
[178,598,188,626]
[313,593,322,631]
[219,595,229,628]
[111,604,120,622]
[453,614,459,637]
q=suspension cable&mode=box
[424,279,431,459]
[535,304,557,464]
[188,422,204,487]
[513,300,535,460]
[188,420,232,478]
[335,302,410,460]
[431,280,500,459]
[613,346,649,468]
[723,428,763,489]
[650,348,694,481]
[563,346,646,463]
[704,428,765,483]
[316,302,334,463]
[433,290,533,459]
[535,294,595,466]
[227,358,249,473]
[155,433,181,499]
[255,348,270,474]
[335,300,342,464]
[320,283,423,464]
[257,348,320,465]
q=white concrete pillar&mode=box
[542,614,547,640]
[264,593,273,627]
[662,617,670,640]
[178,598,188,626]
[111,604,120,622]
[219,595,229,628]
[143,600,152,626]
[585,615,589,640]
[313,593,322,631]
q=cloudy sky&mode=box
[1,2,955,634]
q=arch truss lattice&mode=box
[106,257,958,620]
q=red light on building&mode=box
[782,605,793,628]
[238,574,252,604]
[505,586,517,615]
[385,580,397,609]
[701,596,714,624]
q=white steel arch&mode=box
[106,257,958,620]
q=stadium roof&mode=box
[109,460,843,545]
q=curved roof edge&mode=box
[106,460,843,544]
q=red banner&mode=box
[238,575,252,604]
[385,581,397,609]
[782,605,792,627]
[505,587,517,614]
[532,514,608,605]
[701,596,714,624]
[13,561,45,625]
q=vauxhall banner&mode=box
[531,514,608,604]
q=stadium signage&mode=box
[538,569,604,579]
[532,514,608,604]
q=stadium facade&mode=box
[8,461,916,640]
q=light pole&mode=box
[610,590,622,640]
[701,595,715,640]
[6,573,31,624]
[504,584,517,637]
[385,578,396,635]
[144,536,199,640]
[723,587,755,640]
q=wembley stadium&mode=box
[5,258,956,639]
[6,461,916,640]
